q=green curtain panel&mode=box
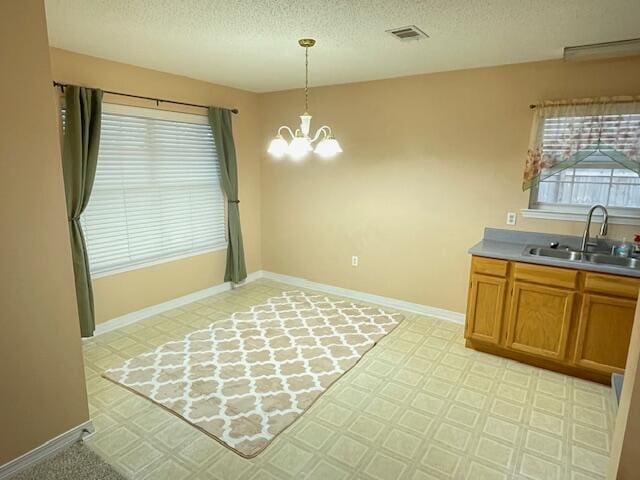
[61,86,103,337]
[522,97,640,190]
[208,107,247,283]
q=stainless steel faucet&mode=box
[580,204,609,252]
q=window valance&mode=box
[523,97,640,190]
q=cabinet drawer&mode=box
[472,257,508,277]
[513,262,578,290]
[583,272,640,299]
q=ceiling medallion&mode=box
[267,38,343,160]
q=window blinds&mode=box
[541,113,640,158]
[76,105,226,275]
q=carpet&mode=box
[11,442,126,480]
[104,290,403,457]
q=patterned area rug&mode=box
[104,291,403,457]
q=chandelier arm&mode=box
[310,125,332,144]
[277,125,296,139]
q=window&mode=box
[535,164,640,208]
[528,112,640,220]
[78,104,226,275]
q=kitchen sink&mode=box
[524,245,640,270]
[585,253,640,269]
[526,247,584,261]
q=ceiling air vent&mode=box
[386,25,429,42]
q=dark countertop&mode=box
[469,228,640,278]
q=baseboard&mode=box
[261,271,465,324]
[92,269,463,337]
[93,270,264,336]
[0,420,94,479]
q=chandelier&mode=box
[267,38,343,160]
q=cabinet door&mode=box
[573,294,636,374]
[465,274,506,345]
[505,281,574,361]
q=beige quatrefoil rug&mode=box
[103,290,403,457]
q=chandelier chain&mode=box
[304,46,309,113]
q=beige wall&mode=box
[0,1,89,465]
[259,56,640,314]
[49,49,263,323]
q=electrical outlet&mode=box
[506,212,517,225]
[351,256,359,267]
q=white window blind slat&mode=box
[63,105,227,275]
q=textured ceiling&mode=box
[45,0,640,93]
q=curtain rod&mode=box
[53,81,239,114]
[529,97,640,109]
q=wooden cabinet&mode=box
[505,281,574,361]
[573,294,636,374]
[466,274,506,345]
[465,255,640,384]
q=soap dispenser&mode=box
[614,238,633,257]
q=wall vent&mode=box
[386,25,429,42]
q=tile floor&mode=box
[83,279,615,479]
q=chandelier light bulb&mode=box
[314,137,343,158]
[267,136,288,158]
[287,136,311,160]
